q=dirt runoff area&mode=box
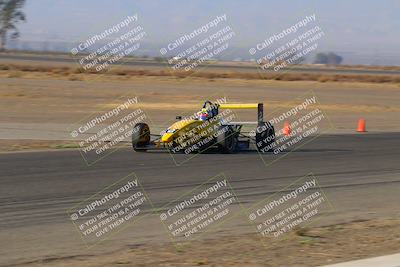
[16,218,400,267]
[0,68,400,152]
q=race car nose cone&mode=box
[161,133,174,143]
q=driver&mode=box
[198,108,209,121]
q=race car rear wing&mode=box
[219,103,264,125]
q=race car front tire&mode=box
[132,123,150,151]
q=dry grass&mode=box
[17,218,400,267]
[1,63,400,84]
[0,139,81,152]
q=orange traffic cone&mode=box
[284,122,291,136]
[357,119,366,132]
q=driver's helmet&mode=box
[199,108,209,121]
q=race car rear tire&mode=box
[217,126,238,154]
[132,123,150,151]
[256,122,275,153]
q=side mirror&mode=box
[176,116,182,120]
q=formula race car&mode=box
[131,100,275,153]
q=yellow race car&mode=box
[132,100,275,154]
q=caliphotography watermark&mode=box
[159,14,235,74]
[68,96,149,165]
[158,96,240,166]
[249,13,325,72]
[253,91,334,166]
[158,173,240,245]
[67,173,149,248]
[247,173,334,245]
[70,14,146,72]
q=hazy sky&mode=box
[16,0,400,54]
